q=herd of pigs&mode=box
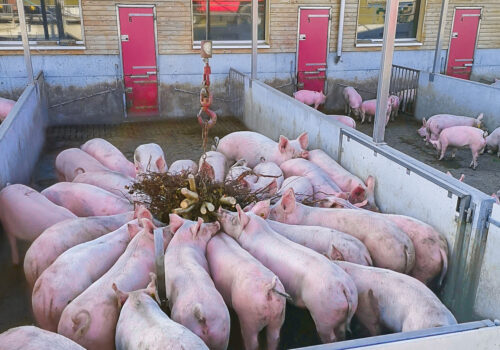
[293,87,500,173]
[0,130,461,350]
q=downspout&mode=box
[335,0,346,63]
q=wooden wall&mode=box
[1,0,499,55]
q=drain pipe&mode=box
[335,0,346,63]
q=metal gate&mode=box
[228,68,245,118]
[390,64,419,115]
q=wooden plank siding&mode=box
[1,0,499,55]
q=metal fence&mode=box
[228,68,246,118]
[390,64,420,115]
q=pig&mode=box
[429,126,487,169]
[165,215,230,350]
[342,87,362,118]
[0,184,76,265]
[254,161,284,189]
[491,78,500,88]
[114,274,209,350]
[249,200,372,266]
[446,171,465,182]
[424,113,483,142]
[226,159,257,184]
[0,326,85,350]
[207,233,287,350]
[360,99,392,124]
[277,176,314,202]
[217,131,309,168]
[199,151,229,183]
[226,161,278,196]
[293,89,326,109]
[73,171,134,200]
[24,210,139,289]
[57,218,171,350]
[308,149,378,211]
[42,182,133,217]
[485,127,500,157]
[81,138,136,178]
[417,119,427,138]
[280,158,347,201]
[55,148,111,181]
[269,189,415,273]
[336,261,456,335]
[217,205,357,343]
[388,95,400,121]
[327,114,356,129]
[32,219,144,331]
[493,191,500,204]
[168,159,199,175]
[0,96,16,121]
[134,143,167,174]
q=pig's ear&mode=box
[251,200,271,218]
[146,272,160,303]
[267,179,278,195]
[422,118,426,127]
[134,204,153,221]
[278,136,290,154]
[297,132,309,149]
[190,217,204,237]
[127,223,141,239]
[141,218,155,235]
[169,214,184,234]
[112,283,129,308]
[459,174,465,182]
[236,204,250,228]
[328,244,345,261]
[206,221,221,237]
[281,188,296,214]
[477,113,484,121]
[349,185,365,203]
[367,289,380,326]
[199,161,215,180]
[354,199,368,208]
[156,157,167,173]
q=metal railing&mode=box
[228,68,245,118]
[390,64,420,115]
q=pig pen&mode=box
[1,68,500,349]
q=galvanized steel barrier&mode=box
[228,68,245,119]
[390,64,419,115]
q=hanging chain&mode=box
[198,57,217,154]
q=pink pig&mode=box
[217,205,358,343]
[293,89,327,109]
[0,184,76,265]
[0,96,16,121]
[24,210,139,289]
[41,182,133,217]
[81,138,136,178]
[342,87,362,118]
[199,151,228,183]
[360,99,392,124]
[0,326,85,350]
[429,126,487,169]
[417,119,427,138]
[424,113,483,142]
[57,218,171,350]
[217,131,309,168]
[278,176,314,202]
[55,148,111,181]
[280,158,347,201]
[165,215,230,350]
[113,274,209,350]
[327,115,356,129]
[168,159,199,175]
[134,143,168,174]
[32,219,145,331]
[269,189,415,274]
[73,171,134,200]
[388,95,400,121]
[207,233,286,350]
[485,127,500,157]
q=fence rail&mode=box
[228,68,245,118]
[390,64,420,115]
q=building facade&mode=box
[0,0,499,122]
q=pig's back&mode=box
[0,326,85,350]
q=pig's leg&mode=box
[451,148,458,159]
[361,110,366,124]
[438,140,448,160]
[7,232,19,265]
[470,150,479,170]
[239,318,260,350]
[266,316,283,350]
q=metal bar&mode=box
[16,0,34,84]
[432,0,449,77]
[132,66,157,69]
[55,0,64,41]
[334,82,376,95]
[251,0,258,80]
[153,228,167,308]
[205,0,210,39]
[40,0,49,40]
[129,13,154,17]
[305,63,327,66]
[308,14,329,18]
[373,0,399,143]
[335,0,345,63]
[49,88,121,108]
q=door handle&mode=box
[121,34,129,42]
[317,68,326,72]
[451,32,458,38]
[299,34,306,40]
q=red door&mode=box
[296,8,330,92]
[118,6,159,116]
[446,8,481,80]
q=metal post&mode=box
[373,0,399,144]
[431,0,449,79]
[40,0,49,40]
[55,0,64,41]
[251,0,258,80]
[16,0,34,84]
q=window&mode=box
[356,0,423,44]
[0,0,83,47]
[192,0,267,45]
